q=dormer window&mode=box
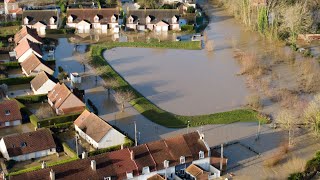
[146,16,151,24]
[180,156,185,164]
[20,142,27,147]
[172,16,177,24]
[49,17,55,25]
[94,15,99,23]
[199,151,204,159]
[23,17,29,25]
[5,110,10,115]
[142,166,150,174]
[111,15,116,23]
[103,177,111,180]
[68,15,73,23]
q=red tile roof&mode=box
[3,128,56,157]
[74,110,113,142]
[10,132,210,180]
[20,53,41,74]
[14,26,42,45]
[30,71,58,91]
[0,100,22,123]
[14,39,42,59]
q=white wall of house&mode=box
[17,50,42,63]
[75,125,126,149]
[171,24,180,31]
[66,23,76,28]
[11,148,56,161]
[126,23,137,30]
[0,139,10,160]
[32,80,56,95]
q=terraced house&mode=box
[66,8,120,34]
[22,10,59,35]
[9,132,222,179]
[126,9,181,32]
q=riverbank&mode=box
[90,44,268,128]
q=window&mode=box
[20,142,27,147]
[104,177,111,180]
[180,169,185,175]
[199,151,204,159]
[180,156,185,164]
[5,110,10,115]
[94,15,99,23]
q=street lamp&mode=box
[187,120,190,133]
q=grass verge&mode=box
[90,44,268,128]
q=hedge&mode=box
[13,98,40,126]
[1,61,20,69]
[90,45,268,128]
[0,21,21,27]
[15,94,47,104]
[36,112,81,128]
[88,137,134,156]
[62,142,78,158]
[46,29,76,34]
[0,76,34,85]
[8,157,78,177]
[181,25,194,32]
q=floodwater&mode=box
[104,47,249,115]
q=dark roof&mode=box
[3,128,56,157]
[30,71,58,91]
[22,10,58,25]
[10,132,210,180]
[127,9,180,24]
[66,8,119,24]
[0,100,22,123]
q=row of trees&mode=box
[221,0,316,42]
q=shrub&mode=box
[15,94,47,104]
[2,62,20,69]
[161,4,173,9]
[246,95,262,110]
[0,21,21,27]
[38,112,81,127]
[181,25,194,32]
[0,76,34,85]
[187,6,195,13]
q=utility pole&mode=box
[256,119,261,141]
[187,120,190,134]
[134,121,137,146]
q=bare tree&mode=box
[304,94,320,136]
[104,78,119,96]
[114,90,135,112]
[0,84,8,101]
[246,94,262,110]
[276,110,295,146]
[35,105,55,119]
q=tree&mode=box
[0,84,8,101]
[304,94,320,136]
[35,105,55,119]
[276,109,295,146]
[114,90,135,112]
[187,6,195,13]
[103,78,119,96]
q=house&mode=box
[9,131,223,179]
[14,26,42,45]
[48,83,86,115]
[74,110,126,149]
[126,9,181,32]
[66,8,120,34]
[31,71,58,95]
[21,53,53,77]
[22,10,59,35]
[4,0,22,18]
[0,100,22,128]
[13,39,42,63]
[0,129,56,161]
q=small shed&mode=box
[70,72,81,83]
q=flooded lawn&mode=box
[104,47,249,115]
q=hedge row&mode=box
[46,28,76,34]
[62,142,78,158]
[34,112,81,128]
[1,61,20,69]
[88,137,134,156]
[181,25,194,32]
[0,21,21,27]
[0,76,34,85]
[15,94,47,104]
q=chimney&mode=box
[220,144,224,171]
[82,151,87,159]
[50,169,55,180]
[130,150,134,160]
[41,161,47,169]
[91,160,96,171]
